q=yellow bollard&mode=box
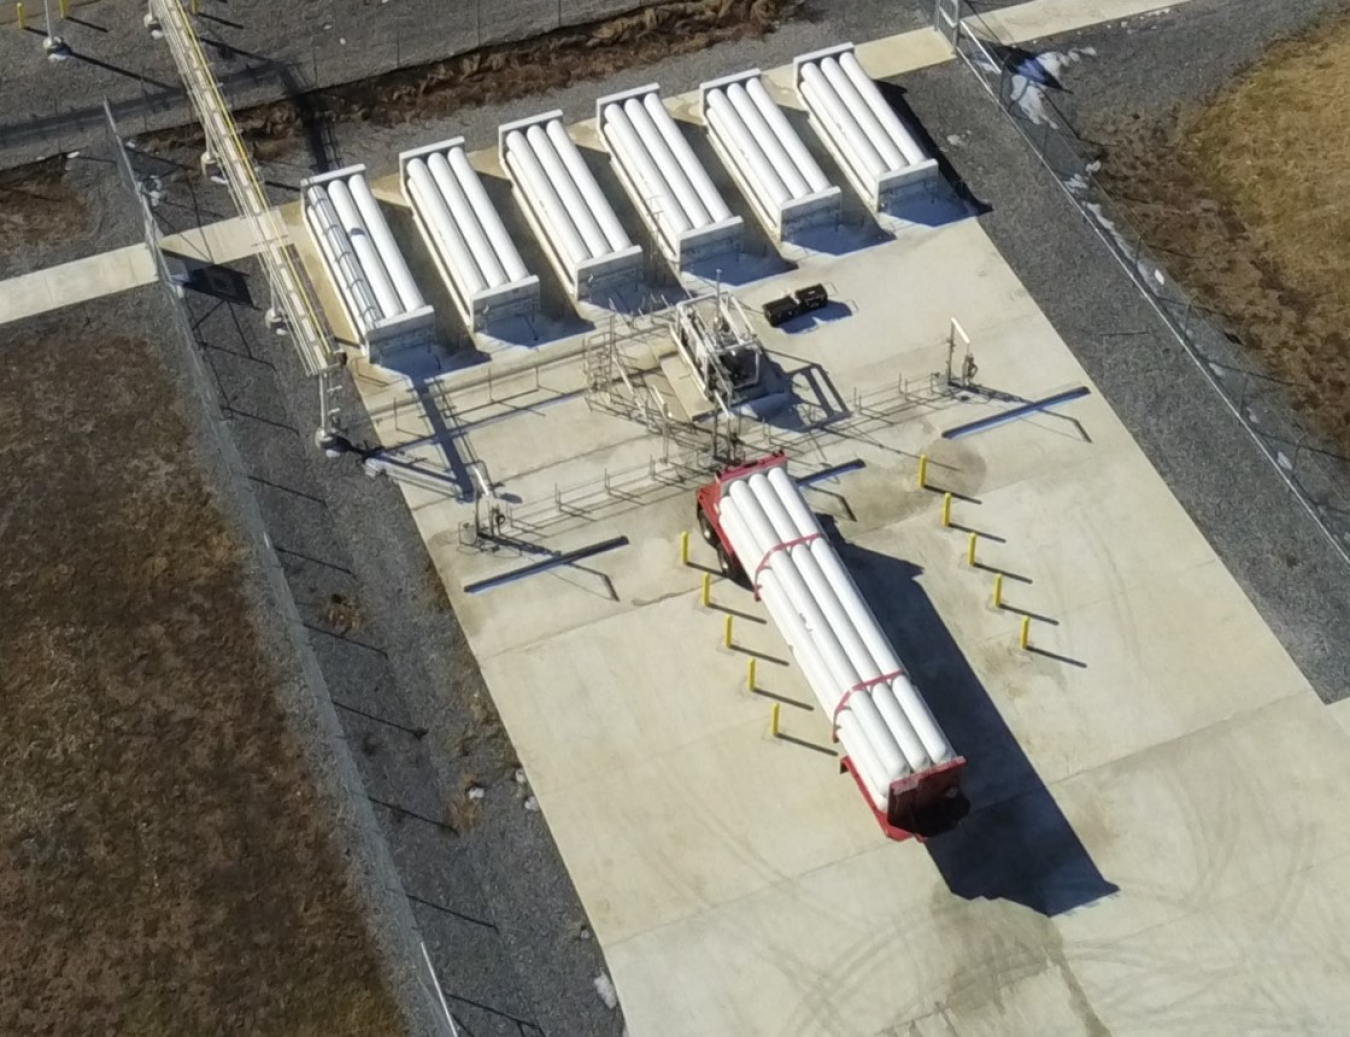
[941,491,952,528]
[916,453,929,489]
[992,573,1004,609]
[747,657,757,692]
[59,0,66,19]
[16,3,24,31]
[966,531,977,567]
[770,702,781,738]
[679,529,689,567]
[1019,615,1031,651]
[190,0,200,13]
[723,614,733,650]
[701,571,711,608]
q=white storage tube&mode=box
[820,57,905,171]
[348,174,425,314]
[527,124,607,260]
[307,189,382,332]
[767,466,953,764]
[839,50,927,166]
[428,151,506,288]
[726,81,809,199]
[408,158,487,296]
[545,120,633,253]
[800,65,885,180]
[505,130,588,267]
[744,76,831,194]
[447,148,530,284]
[327,178,399,320]
[604,104,693,242]
[623,97,709,228]
[643,92,732,223]
[707,93,789,208]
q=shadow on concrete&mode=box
[832,531,1117,917]
[875,78,991,219]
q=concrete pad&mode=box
[0,244,153,325]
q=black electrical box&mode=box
[794,283,828,312]
[763,295,800,328]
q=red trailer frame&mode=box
[697,453,968,841]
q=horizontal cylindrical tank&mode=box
[347,173,425,314]
[545,119,633,253]
[446,148,530,284]
[527,123,608,259]
[839,49,927,166]
[505,129,589,267]
[820,56,905,171]
[706,91,790,208]
[642,92,732,223]
[800,64,885,179]
[306,186,382,333]
[622,96,710,228]
[428,151,507,288]
[744,76,831,194]
[408,157,487,296]
[604,103,692,244]
[726,81,809,199]
[327,177,399,320]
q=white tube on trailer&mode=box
[800,64,885,179]
[347,174,425,314]
[327,178,399,320]
[527,123,609,259]
[642,91,732,223]
[427,151,506,288]
[839,49,926,166]
[766,466,953,764]
[622,96,709,228]
[544,119,633,253]
[743,76,831,193]
[306,187,382,332]
[407,158,487,296]
[447,148,529,284]
[504,130,589,267]
[819,57,905,171]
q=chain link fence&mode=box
[935,0,1350,567]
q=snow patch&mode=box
[594,973,619,1010]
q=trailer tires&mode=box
[697,506,718,546]
[717,542,751,589]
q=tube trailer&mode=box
[697,454,967,839]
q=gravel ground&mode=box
[893,1,1350,704]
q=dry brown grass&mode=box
[147,0,803,155]
[1099,14,1350,452]
[0,325,402,1035]
[0,155,89,255]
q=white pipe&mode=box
[707,92,789,208]
[545,119,633,253]
[720,504,888,806]
[767,466,953,764]
[749,474,929,773]
[744,76,831,194]
[643,92,732,223]
[408,159,486,296]
[448,147,530,284]
[428,151,507,288]
[327,178,399,320]
[820,57,906,171]
[527,124,608,260]
[505,130,589,268]
[623,97,710,228]
[604,104,692,245]
[840,50,927,166]
[348,174,425,314]
[800,66,885,180]
[306,191,382,334]
[725,81,809,199]
[726,481,907,782]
